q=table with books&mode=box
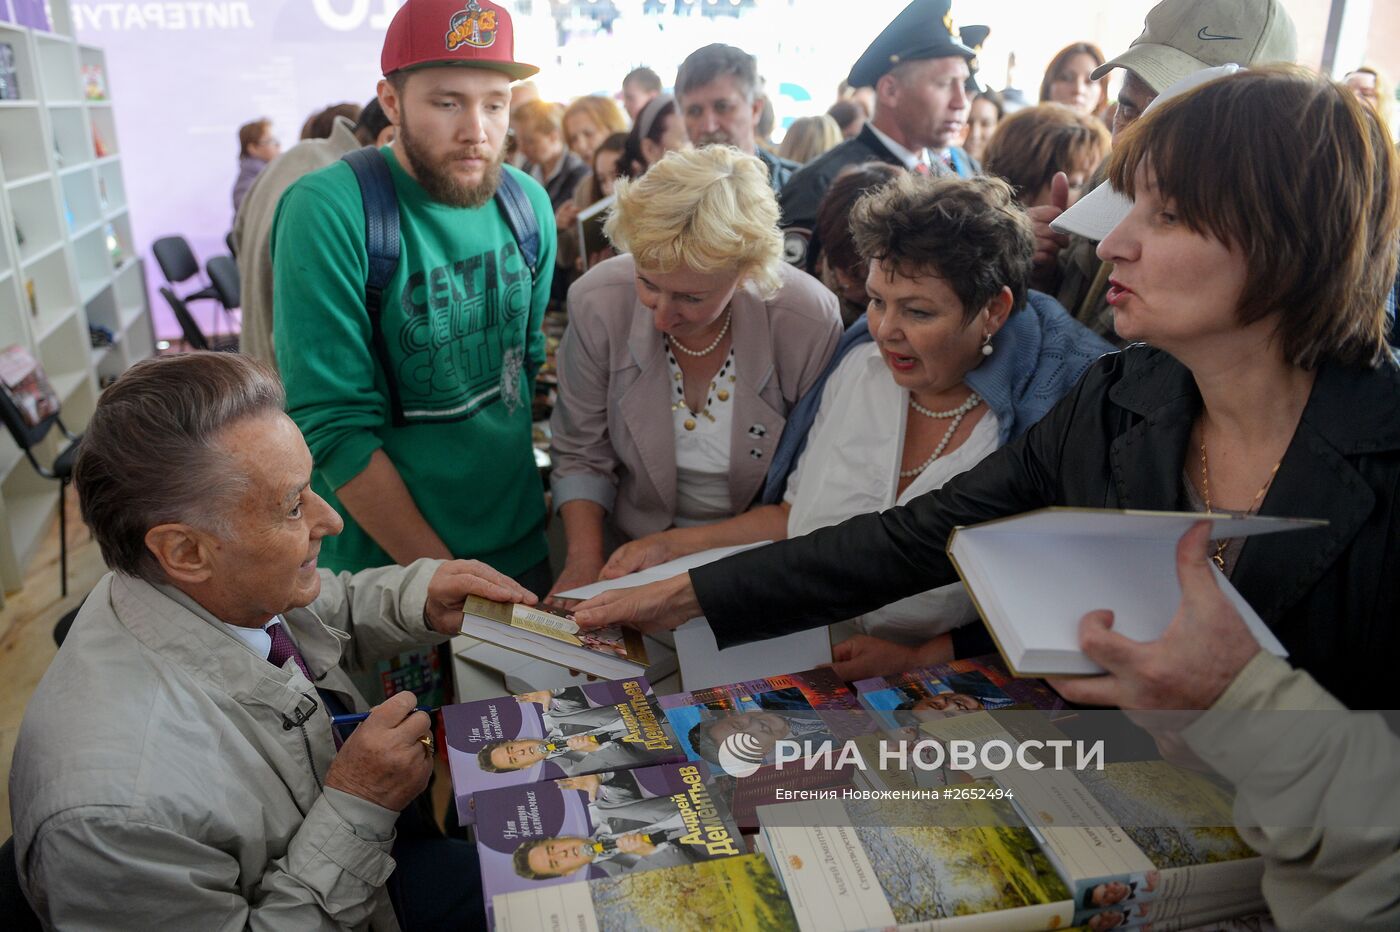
[436,635,1272,932]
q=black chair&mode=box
[207,254,240,311]
[151,235,218,303]
[0,837,41,932]
[0,357,81,597]
[160,287,237,353]
[153,235,239,340]
[226,230,238,258]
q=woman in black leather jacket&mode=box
[572,67,1400,711]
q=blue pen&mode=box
[331,706,436,728]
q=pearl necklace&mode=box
[666,310,731,357]
[900,392,982,478]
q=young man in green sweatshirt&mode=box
[271,0,556,589]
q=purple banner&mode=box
[12,0,49,30]
[75,1,398,338]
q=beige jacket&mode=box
[1183,652,1400,930]
[9,561,449,930]
[549,255,842,541]
[232,116,361,373]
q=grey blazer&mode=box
[549,254,842,541]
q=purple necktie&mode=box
[267,620,313,682]
[267,620,343,748]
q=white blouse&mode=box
[669,347,735,527]
[785,343,999,644]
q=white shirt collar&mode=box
[222,616,282,661]
[866,122,952,172]
[866,123,927,171]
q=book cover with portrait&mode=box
[854,653,1067,732]
[473,761,744,927]
[657,668,870,826]
[659,666,869,765]
[443,678,685,824]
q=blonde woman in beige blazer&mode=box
[548,146,842,598]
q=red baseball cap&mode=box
[381,0,539,81]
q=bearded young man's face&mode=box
[384,65,511,208]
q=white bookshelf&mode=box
[0,9,154,592]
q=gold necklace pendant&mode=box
[1211,546,1228,572]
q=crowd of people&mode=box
[9,0,1400,928]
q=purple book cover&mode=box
[443,678,685,824]
[474,761,744,927]
[11,0,49,31]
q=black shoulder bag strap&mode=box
[341,147,409,427]
[493,169,541,280]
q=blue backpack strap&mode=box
[340,148,408,427]
[493,169,540,280]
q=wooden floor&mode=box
[0,488,455,840]
[0,486,105,839]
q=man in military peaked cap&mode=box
[778,0,988,270]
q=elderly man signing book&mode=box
[9,353,536,930]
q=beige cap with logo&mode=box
[1093,0,1296,94]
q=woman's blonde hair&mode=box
[779,115,842,164]
[563,95,628,136]
[604,146,785,298]
[512,99,564,137]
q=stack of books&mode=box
[443,656,1269,930]
[755,702,1266,931]
[445,666,879,929]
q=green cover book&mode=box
[492,853,799,931]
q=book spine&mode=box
[1127,887,1268,926]
[1131,896,1269,931]
[1154,857,1265,902]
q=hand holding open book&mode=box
[947,508,1311,677]
[1046,521,1273,711]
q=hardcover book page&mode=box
[493,880,594,932]
[553,542,771,600]
[760,799,897,932]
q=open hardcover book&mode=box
[460,595,648,680]
[946,508,1318,676]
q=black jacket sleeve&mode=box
[691,355,1114,648]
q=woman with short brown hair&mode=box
[984,103,1110,209]
[232,118,279,215]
